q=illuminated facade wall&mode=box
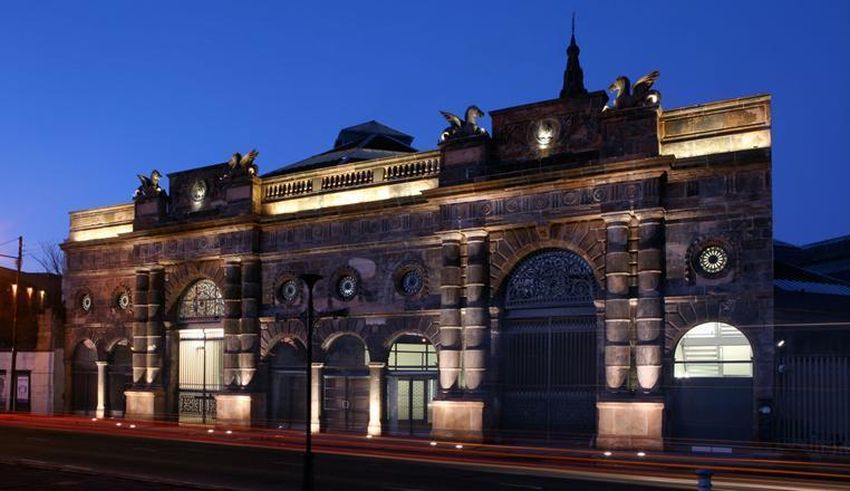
[62,63,773,448]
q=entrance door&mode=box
[178,327,223,424]
[72,340,98,415]
[389,376,436,435]
[323,376,369,433]
[268,339,307,429]
[107,344,132,417]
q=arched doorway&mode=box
[500,249,598,441]
[268,339,307,429]
[670,321,754,442]
[176,279,225,424]
[72,340,98,415]
[385,335,437,436]
[107,341,132,417]
[323,335,369,433]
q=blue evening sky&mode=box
[1,1,848,268]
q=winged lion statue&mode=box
[605,70,661,111]
[439,105,488,143]
[133,170,163,199]
[222,149,259,179]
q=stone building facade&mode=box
[62,33,773,449]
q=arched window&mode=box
[178,279,224,320]
[388,336,437,372]
[326,335,370,368]
[505,249,596,308]
[674,322,753,378]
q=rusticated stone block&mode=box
[606,366,629,390]
[439,325,461,348]
[605,298,631,319]
[637,365,661,391]
[605,345,630,366]
[636,318,662,342]
[439,310,462,329]
[635,344,661,365]
[605,319,630,343]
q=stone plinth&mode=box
[124,389,164,421]
[431,400,484,441]
[596,401,664,451]
[214,393,266,427]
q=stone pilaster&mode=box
[239,258,260,389]
[310,362,323,434]
[146,266,165,386]
[223,260,241,389]
[438,232,463,395]
[462,229,489,393]
[603,215,631,391]
[131,269,149,386]
[367,362,385,436]
[635,211,664,393]
[95,361,107,418]
[125,267,165,421]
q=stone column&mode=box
[239,258,260,389]
[462,230,489,393]
[216,258,267,427]
[146,266,165,386]
[596,211,665,451]
[603,215,631,391]
[125,267,165,420]
[95,361,107,418]
[635,212,664,393]
[438,232,463,394]
[130,270,149,387]
[222,260,242,389]
[367,362,385,436]
[310,362,323,434]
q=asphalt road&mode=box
[0,425,662,491]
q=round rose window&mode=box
[280,279,300,303]
[337,275,358,300]
[81,293,93,312]
[699,245,728,275]
[117,292,130,310]
[400,270,424,296]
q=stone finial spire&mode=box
[560,13,587,98]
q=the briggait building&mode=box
[61,31,774,450]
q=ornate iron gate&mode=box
[500,249,598,442]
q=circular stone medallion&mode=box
[191,179,208,202]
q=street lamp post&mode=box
[299,273,322,491]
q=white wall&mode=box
[0,351,62,415]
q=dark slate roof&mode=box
[263,121,417,178]
[774,261,850,297]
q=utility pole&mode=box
[2,237,23,412]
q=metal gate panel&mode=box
[500,316,596,440]
[776,355,850,448]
